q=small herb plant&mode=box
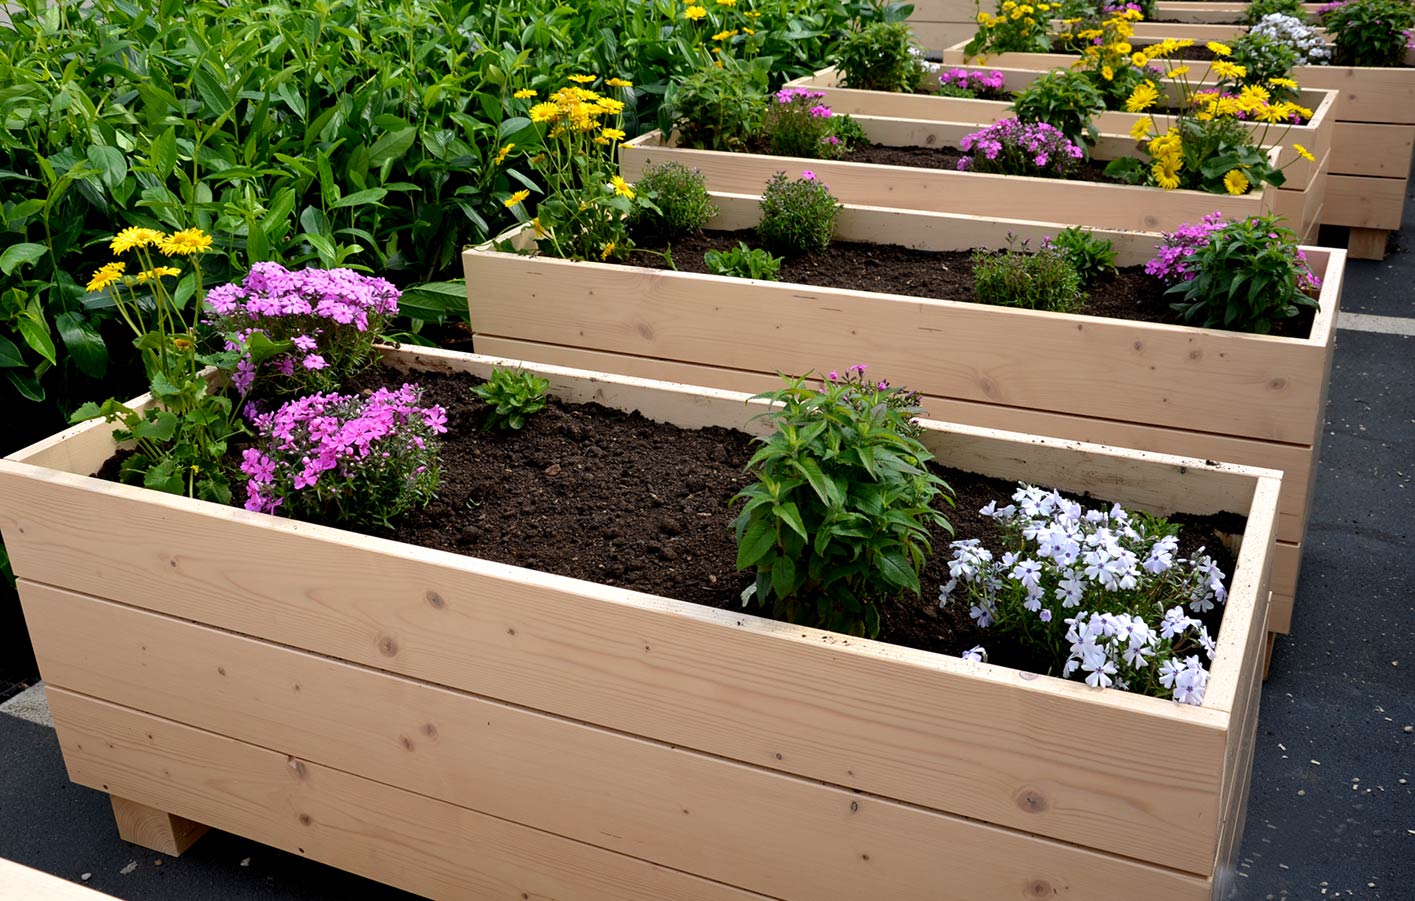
[240,384,447,527]
[1242,0,1308,24]
[1229,33,1302,97]
[1162,215,1322,333]
[765,88,845,160]
[834,20,926,93]
[937,68,1009,99]
[972,237,1086,313]
[1248,13,1332,65]
[967,0,1054,58]
[956,118,1085,178]
[1010,69,1105,147]
[628,162,719,241]
[472,367,551,431]
[667,57,771,152]
[940,485,1229,705]
[732,366,953,638]
[756,172,842,257]
[704,242,783,280]
[1052,227,1118,284]
[1323,0,1415,67]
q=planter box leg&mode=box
[1347,228,1390,261]
[1262,632,1279,681]
[110,796,209,856]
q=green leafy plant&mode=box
[704,242,783,280]
[668,57,772,151]
[472,367,550,431]
[966,0,1055,58]
[833,20,926,92]
[732,366,953,638]
[828,113,871,152]
[1242,0,1307,25]
[1230,33,1302,98]
[765,88,848,159]
[756,172,842,257]
[1323,0,1415,67]
[1010,68,1105,146]
[1166,215,1322,333]
[972,237,1085,312]
[628,162,719,241]
[1051,227,1118,284]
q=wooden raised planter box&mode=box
[785,66,1335,242]
[619,125,1279,233]
[940,39,1415,258]
[0,349,1280,900]
[466,195,1344,642]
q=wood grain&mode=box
[109,796,208,856]
[0,860,121,900]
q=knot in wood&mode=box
[377,635,399,657]
[1025,878,1055,897]
[1015,788,1049,814]
[425,590,446,609]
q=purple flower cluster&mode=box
[1316,0,1345,15]
[938,68,1007,97]
[774,87,829,109]
[241,383,447,525]
[1144,213,1228,284]
[1102,2,1144,14]
[766,89,845,159]
[206,263,400,400]
[956,118,1084,178]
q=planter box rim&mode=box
[476,219,1340,346]
[4,345,1279,718]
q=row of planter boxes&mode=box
[938,39,1415,259]
[784,66,1337,243]
[466,192,1343,641]
[1,347,1281,900]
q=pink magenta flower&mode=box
[801,169,816,180]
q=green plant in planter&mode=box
[667,57,772,151]
[1242,0,1308,25]
[704,242,783,280]
[1323,0,1415,67]
[473,367,550,431]
[732,366,954,638]
[972,237,1086,312]
[1229,33,1303,100]
[1164,215,1322,333]
[628,162,719,241]
[756,171,842,257]
[833,20,927,92]
[1010,69,1105,147]
[967,0,1054,58]
[1051,227,1118,284]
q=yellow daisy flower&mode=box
[503,190,530,208]
[1102,65,1115,81]
[513,88,536,99]
[158,228,213,256]
[605,77,633,88]
[85,261,125,293]
[717,0,736,5]
[684,5,706,19]
[1167,65,1191,80]
[1223,169,1250,195]
[1206,41,1232,57]
[1132,52,1148,67]
[136,266,181,283]
[712,29,738,40]
[110,226,164,254]
[610,175,635,199]
[494,143,514,165]
[600,241,616,260]
[568,74,597,84]
[529,102,561,123]
[1152,166,1181,190]
[1269,77,1298,89]
[1293,143,1316,162]
[1125,81,1159,112]
[600,127,626,141]
[1129,116,1153,141]
[532,217,548,238]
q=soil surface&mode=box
[271,366,1236,676]
[839,142,1124,182]
[630,228,1316,337]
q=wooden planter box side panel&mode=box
[0,350,1277,879]
[1330,122,1415,176]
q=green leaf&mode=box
[770,555,796,599]
[143,458,185,494]
[0,243,46,276]
[0,334,25,368]
[369,126,417,166]
[16,313,55,366]
[876,551,920,594]
[131,410,179,442]
[793,456,841,508]
[736,518,777,570]
[773,501,808,541]
[5,369,44,402]
[54,312,108,378]
[330,187,389,209]
[151,127,177,179]
[69,401,103,423]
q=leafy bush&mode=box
[966,0,1054,57]
[1323,0,1415,66]
[704,243,783,280]
[1162,215,1322,333]
[936,68,1010,99]
[241,384,447,526]
[972,239,1086,312]
[628,163,718,241]
[1052,227,1118,283]
[940,485,1229,705]
[732,366,953,638]
[1010,69,1105,146]
[956,119,1085,178]
[669,58,771,151]
[756,172,842,256]
[472,367,550,431]
[1230,33,1302,96]
[1243,0,1308,24]
[765,88,845,159]
[834,21,926,92]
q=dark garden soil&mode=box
[838,143,1126,182]
[628,228,1317,338]
[331,367,1236,674]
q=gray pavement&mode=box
[2,198,1413,901]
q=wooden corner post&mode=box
[110,796,209,856]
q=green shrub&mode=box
[732,367,953,638]
[1051,227,1117,284]
[1167,215,1322,334]
[1242,0,1307,25]
[628,163,719,241]
[668,58,770,151]
[704,242,783,280]
[1230,33,1302,95]
[972,239,1085,312]
[1010,68,1104,147]
[833,21,925,93]
[1323,0,1415,67]
[472,367,550,431]
[756,172,842,256]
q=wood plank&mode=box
[28,584,1214,901]
[619,132,1272,232]
[109,796,208,856]
[1298,66,1415,125]
[1330,123,1415,177]
[465,247,1328,444]
[1155,1,1324,23]
[0,860,121,900]
[472,336,1317,547]
[0,381,1266,874]
[909,20,975,52]
[1348,228,1391,260]
[48,690,772,901]
[1323,174,1407,230]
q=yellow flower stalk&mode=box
[1293,143,1316,163]
[1223,169,1250,195]
[85,261,125,293]
[600,241,616,260]
[494,143,514,165]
